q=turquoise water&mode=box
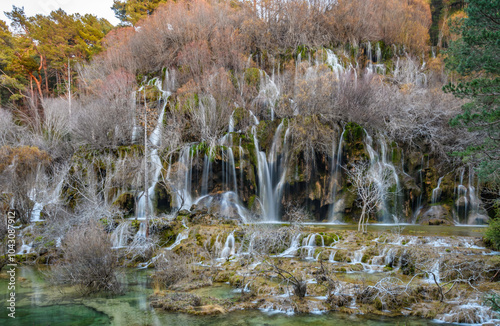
[0,267,447,325]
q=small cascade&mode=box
[239,232,257,256]
[17,240,33,254]
[325,49,345,79]
[376,43,382,63]
[220,232,236,259]
[437,302,496,324]
[328,251,337,263]
[277,233,302,257]
[302,233,319,259]
[427,260,440,284]
[328,129,345,222]
[134,222,147,242]
[255,70,279,120]
[352,247,366,264]
[30,202,43,222]
[431,176,444,204]
[467,166,482,224]
[219,191,249,222]
[166,228,189,250]
[111,222,131,249]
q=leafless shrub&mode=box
[263,258,308,298]
[356,276,411,309]
[42,98,71,141]
[241,223,302,256]
[0,109,21,146]
[50,221,120,294]
[71,97,134,149]
[152,251,194,289]
[184,69,237,147]
[126,230,159,260]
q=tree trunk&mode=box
[358,205,367,232]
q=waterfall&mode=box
[166,229,189,250]
[328,129,345,222]
[251,120,290,221]
[201,154,212,196]
[30,201,43,222]
[302,233,322,259]
[325,49,344,79]
[352,247,366,264]
[328,251,336,262]
[17,240,33,255]
[134,222,147,241]
[220,232,236,259]
[431,176,444,204]
[456,168,468,224]
[220,191,248,222]
[467,166,480,221]
[364,131,401,223]
[277,233,302,257]
[427,260,441,284]
[253,126,275,220]
[412,155,425,223]
[111,221,130,249]
[376,43,382,63]
[135,77,170,219]
[174,146,195,210]
[256,70,279,121]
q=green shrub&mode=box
[485,218,500,251]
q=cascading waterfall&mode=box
[174,146,195,210]
[220,232,236,259]
[328,129,345,222]
[111,221,130,249]
[255,70,279,121]
[135,77,171,219]
[364,131,401,223]
[325,49,345,79]
[456,168,468,224]
[277,233,302,257]
[431,176,444,204]
[252,125,275,220]
[251,120,290,221]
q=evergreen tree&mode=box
[112,0,167,25]
[444,0,499,183]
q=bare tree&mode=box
[345,160,392,232]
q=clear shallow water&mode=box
[0,267,449,325]
[303,224,486,237]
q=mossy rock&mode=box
[244,68,261,88]
[113,192,134,216]
[153,182,172,214]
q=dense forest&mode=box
[0,0,499,324]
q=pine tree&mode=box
[444,0,499,183]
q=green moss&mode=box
[131,219,141,231]
[195,233,203,246]
[244,68,261,88]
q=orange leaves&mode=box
[328,0,431,50]
[0,146,51,176]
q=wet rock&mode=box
[467,213,489,225]
[418,205,453,225]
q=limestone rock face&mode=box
[418,205,453,225]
